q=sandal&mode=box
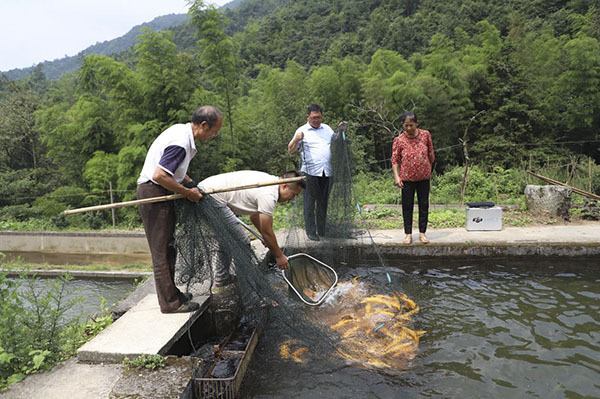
[419,234,430,244]
[403,234,412,245]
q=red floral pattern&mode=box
[391,129,435,182]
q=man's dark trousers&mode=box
[137,182,183,313]
[303,174,332,237]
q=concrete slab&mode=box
[110,356,192,399]
[0,357,122,399]
[366,225,600,245]
[281,225,600,258]
[77,293,209,364]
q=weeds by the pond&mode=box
[0,271,114,391]
[123,354,166,371]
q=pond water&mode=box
[11,277,138,322]
[241,257,600,398]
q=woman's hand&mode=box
[394,177,403,188]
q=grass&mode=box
[354,203,592,230]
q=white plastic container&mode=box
[466,206,502,231]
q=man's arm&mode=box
[288,131,304,153]
[250,213,289,269]
[152,167,202,202]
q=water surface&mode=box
[11,277,137,322]
[241,258,600,398]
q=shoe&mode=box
[403,234,412,245]
[419,234,430,244]
[164,301,199,313]
[307,233,320,241]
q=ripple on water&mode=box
[241,258,600,398]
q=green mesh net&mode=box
[173,195,341,355]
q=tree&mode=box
[134,28,199,125]
[189,0,240,158]
[0,83,42,170]
[83,151,118,195]
[42,96,114,183]
[78,54,141,143]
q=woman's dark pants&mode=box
[401,179,430,234]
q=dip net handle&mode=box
[63,176,305,215]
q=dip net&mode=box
[173,124,424,371]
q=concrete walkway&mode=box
[361,224,600,257]
[286,224,600,258]
[77,294,209,364]
[370,224,600,245]
[1,223,598,399]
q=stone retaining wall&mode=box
[0,231,151,266]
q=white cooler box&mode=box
[466,205,502,231]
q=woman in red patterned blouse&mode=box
[391,111,435,244]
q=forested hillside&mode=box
[1,0,599,229]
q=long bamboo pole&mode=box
[63,176,305,215]
[526,170,600,200]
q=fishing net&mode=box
[173,195,341,357]
[283,124,386,275]
[173,123,424,372]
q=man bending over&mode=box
[198,170,305,286]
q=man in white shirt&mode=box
[137,105,223,313]
[288,104,339,241]
[198,170,305,285]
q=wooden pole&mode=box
[589,158,593,193]
[64,176,306,215]
[109,181,116,228]
[566,155,578,185]
[459,111,482,204]
[526,170,600,200]
[528,154,533,185]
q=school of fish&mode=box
[280,277,425,371]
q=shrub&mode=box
[0,204,37,222]
[47,186,88,208]
[0,272,114,390]
[0,273,81,389]
[32,197,67,218]
[353,172,398,204]
[431,165,525,204]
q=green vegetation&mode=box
[0,272,113,391]
[123,354,166,371]
[1,0,598,231]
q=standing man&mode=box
[137,106,223,313]
[198,170,305,283]
[288,104,338,241]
